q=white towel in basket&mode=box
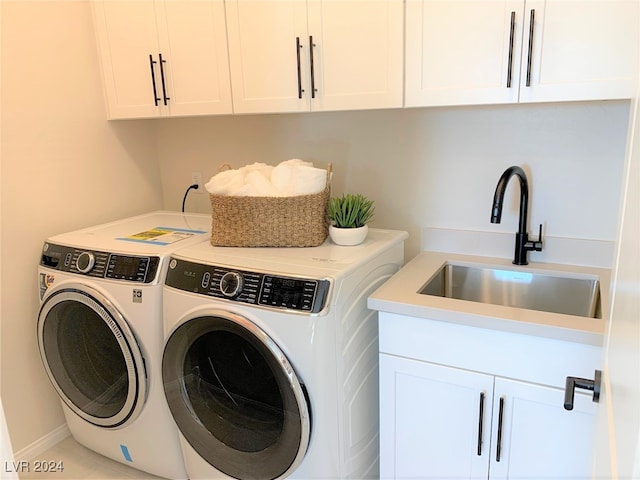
[205,159,326,197]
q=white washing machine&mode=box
[161,229,408,480]
[36,211,211,479]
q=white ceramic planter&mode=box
[329,225,368,246]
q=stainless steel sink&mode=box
[419,262,601,318]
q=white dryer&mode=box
[161,229,408,479]
[37,211,211,479]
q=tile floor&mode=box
[18,436,166,480]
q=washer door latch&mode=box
[564,369,602,411]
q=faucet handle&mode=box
[522,224,544,257]
[533,224,544,250]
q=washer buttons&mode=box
[202,271,211,289]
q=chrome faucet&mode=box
[490,166,543,265]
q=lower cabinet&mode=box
[380,353,597,479]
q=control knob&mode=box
[220,271,244,298]
[76,252,95,273]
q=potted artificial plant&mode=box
[328,193,375,246]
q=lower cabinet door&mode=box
[489,377,597,480]
[380,353,494,479]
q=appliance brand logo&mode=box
[39,273,55,300]
[132,289,142,303]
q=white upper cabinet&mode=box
[92,0,637,118]
[92,1,160,118]
[225,1,309,114]
[226,0,403,114]
[405,0,525,107]
[92,0,232,119]
[406,0,639,107]
[519,0,639,103]
[306,1,404,111]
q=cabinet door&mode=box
[490,377,597,479]
[405,0,524,107]
[519,0,639,102]
[307,0,403,111]
[156,0,232,116]
[380,354,493,479]
[92,0,163,118]
[226,0,309,114]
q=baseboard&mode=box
[14,424,70,462]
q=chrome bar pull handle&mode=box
[525,9,535,87]
[477,392,485,455]
[507,11,516,88]
[309,35,317,98]
[158,53,170,105]
[296,37,304,99]
[149,54,160,106]
[496,396,505,462]
[564,370,602,410]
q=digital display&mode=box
[272,277,304,292]
[109,256,146,280]
[260,276,317,311]
[113,257,141,277]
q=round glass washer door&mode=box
[37,286,147,428]
[162,311,311,480]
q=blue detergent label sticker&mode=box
[120,444,133,462]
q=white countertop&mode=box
[368,251,610,346]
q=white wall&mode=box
[156,101,629,259]
[0,1,161,453]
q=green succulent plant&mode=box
[328,193,375,228]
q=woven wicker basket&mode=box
[209,164,331,247]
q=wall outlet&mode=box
[191,172,205,194]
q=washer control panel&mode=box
[166,257,330,314]
[41,242,160,283]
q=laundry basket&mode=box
[209,164,331,247]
